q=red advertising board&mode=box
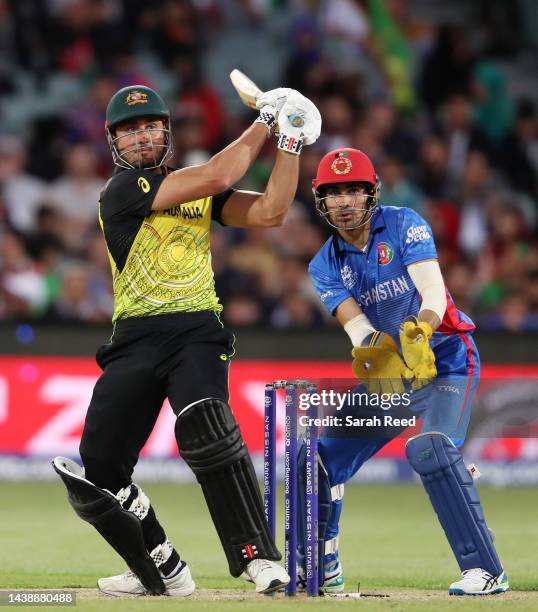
[0,357,537,461]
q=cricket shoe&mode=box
[241,559,290,593]
[448,568,509,596]
[296,552,345,593]
[97,562,195,597]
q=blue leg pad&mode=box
[405,432,503,577]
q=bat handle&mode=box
[287,111,305,128]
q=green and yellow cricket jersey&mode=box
[98,168,233,322]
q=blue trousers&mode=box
[319,334,480,545]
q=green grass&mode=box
[0,482,536,611]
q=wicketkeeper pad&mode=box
[405,432,503,577]
[52,457,165,595]
[176,398,281,577]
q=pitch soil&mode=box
[73,587,537,602]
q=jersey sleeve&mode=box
[398,208,438,266]
[211,188,236,226]
[308,257,353,316]
[99,169,165,220]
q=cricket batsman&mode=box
[301,148,509,596]
[52,83,321,596]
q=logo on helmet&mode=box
[331,152,352,175]
[378,242,393,265]
[126,90,148,106]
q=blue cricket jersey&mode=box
[309,206,476,373]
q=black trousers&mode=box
[80,311,235,492]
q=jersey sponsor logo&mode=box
[340,265,358,290]
[320,290,334,302]
[437,385,461,394]
[405,224,431,244]
[331,152,352,175]
[163,205,203,219]
[138,177,151,193]
[378,242,393,265]
[126,90,148,106]
[360,275,411,307]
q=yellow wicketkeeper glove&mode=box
[352,332,413,395]
[399,317,437,391]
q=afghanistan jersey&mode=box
[99,168,232,322]
[309,206,475,356]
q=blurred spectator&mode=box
[501,99,538,199]
[319,94,355,150]
[379,156,425,214]
[271,291,323,328]
[0,0,17,95]
[0,135,47,233]
[65,76,117,173]
[47,144,103,251]
[457,151,496,257]
[368,0,416,111]
[480,293,538,332]
[47,260,110,323]
[415,135,454,200]
[472,62,514,147]
[444,260,476,317]
[222,292,263,327]
[173,57,223,151]
[438,94,489,181]
[420,24,476,112]
[0,230,47,318]
[365,98,419,166]
[283,15,323,95]
[476,203,537,310]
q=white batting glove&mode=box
[284,92,322,145]
[256,87,296,115]
[255,105,277,136]
[276,96,322,154]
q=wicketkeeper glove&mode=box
[399,317,437,391]
[352,332,413,396]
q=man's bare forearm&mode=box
[256,150,299,224]
[208,122,269,187]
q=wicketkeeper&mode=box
[298,148,509,596]
[52,83,321,597]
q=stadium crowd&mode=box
[0,0,537,331]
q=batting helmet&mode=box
[105,85,173,170]
[312,148,381,230]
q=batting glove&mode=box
[255,87,296,115]
[352,332,413,396]
[255,104,277,136]
[276,97,322,155]
[399,317,437,391]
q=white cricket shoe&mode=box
[242,559,290,593]
[448,568,509,596]
[97,563,195,597]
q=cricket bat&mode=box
[229,69,305,128]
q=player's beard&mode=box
[329,207,369,231]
